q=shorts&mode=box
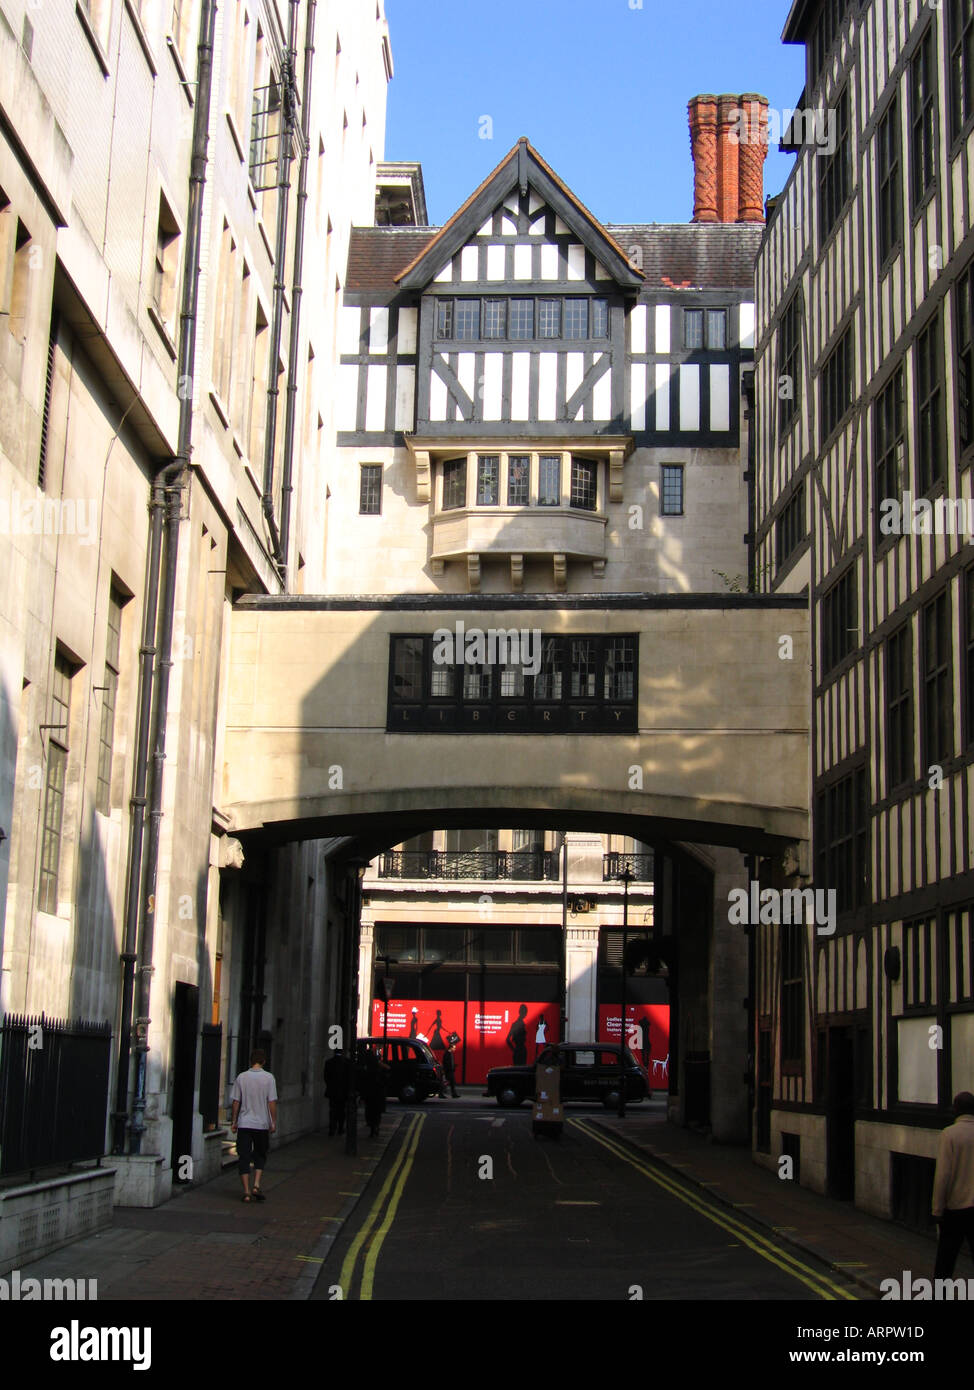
[236,1127,270,1174]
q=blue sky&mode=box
[383,0,807,227]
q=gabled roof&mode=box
[393,138,645,292]
[346,228,439,292]
[605,224,763,290]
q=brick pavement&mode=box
[17,1116,406,1302]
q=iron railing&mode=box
[379,849,561,882]
[603,852,655,882]
[0,1012,111,1177]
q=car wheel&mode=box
[602,1089,621,1109]
[497,1087,523,1108]
[398,1083,417,1103]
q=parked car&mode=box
[486,1042,650,1108]
[358,1036,444,1102]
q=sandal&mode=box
[253,1189,266,1202]
[242,1194,251,1203]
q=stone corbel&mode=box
[510,553,524,591]
[431,558,445,576]
[415,450,431,503]
[553,553,567,591]
[592,559,605,579]
[218,837,245,869]
[467,553,481,591]
[609,448,625,503]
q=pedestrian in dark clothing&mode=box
[440,1039,459,1098]
[933,1091,974,1278]
[324,1048,351,1136]
[357,1046,389,1137]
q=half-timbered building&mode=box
[754,0,974,1223]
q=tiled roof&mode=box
[344,222,761,294]
[345,227,439,292]
[605,224,763,291]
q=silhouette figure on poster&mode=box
[534,1013,547,1058]
[506,1004,528,1066]
[637,1016,651,1070]
[409,1007,419,1038]
[429,1009,446,1052]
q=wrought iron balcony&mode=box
[379,849,560,882]
[603,852,654,883]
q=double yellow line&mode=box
[339,1112,425,1300]
[570,1117,858,1301]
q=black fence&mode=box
[379,849,561,882]
[199,1023,222,1130]
[603,852,655,882]
[0,1013,111,1178]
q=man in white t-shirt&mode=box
[231,1049,278,1203]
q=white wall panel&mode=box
[394,364,415,429]
[538,353,557,420]
[365,365,387,432]
[368,307,388,354]
[680,364,700,431]
[710,364,730,431]
[655,363,671,430]
[566,244,585,280]
[460,245,478,280]
[511,352,530,420]
[655,304,671,354]
[630,304,647,354]
[540,244,560,279]
[429,367,448,421]
[630,363,647,430]
[486,245,505,281]
[513,244,532,280]
[482,353,503,420]
[397,307,417,354]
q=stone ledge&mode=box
[0,1167,115,1274]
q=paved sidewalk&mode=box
[592,1111,974,1299]
[17,1115,406,1301]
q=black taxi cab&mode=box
[485,1042,650,1108]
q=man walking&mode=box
[231,1048,278,1203]
[324,1047,351,1137]
[933,1090,974,1277]
[440,1038,459,1098]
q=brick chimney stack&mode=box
[688,93,769,224]
[688,95,718,223]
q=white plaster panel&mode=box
[952,1014,974,1095]
[655,304,671,354]
[540,244,560,279]
[554,216,570,235]
[630,363,647,430]
[514,244,533,280]
[528,192,543,214]
[337,364,359,430]
[654,363,671,430]
[430,367,448,421]
[338,306,362,353]
[482,353,503,420]
[595,260,611,280]
[710,364,730,431]
[369,306,389,354]
[434,261,453,283]
[511,353,530,420]
[457,353,476,416]
[478,218,494,236]
[500,213,517,235]
[592,360,611,420]
[739,302,756,348]
[897,1016,938,1103]
[538,354,557,420]
[680,364,700,431]
[394,365,415,430]
[460,245,479,280]
[566,352,584,412]
[365,365,387,432]
[486,245,506,281]
[397,307,417,354]
[631,304,647,354]
[566,244,585,280]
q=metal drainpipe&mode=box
[128,0,217,1154]
[278,0,316,579]
[112,488,163,1154]
[260,0,300,576]
[744,367,756,591]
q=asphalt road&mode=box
[313,1100,863,1302]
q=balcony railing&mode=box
[603,852,654,883]
[379,849,561,882]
